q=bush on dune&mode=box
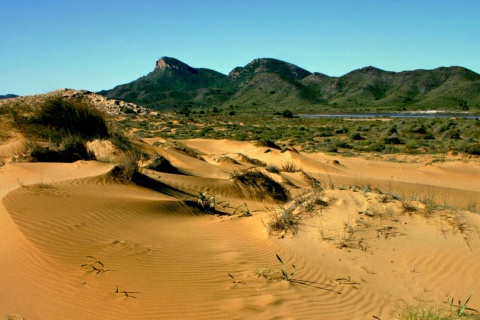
[232,170,289,202]
[29,96,109,142]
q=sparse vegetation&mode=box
[81,256,115,274]
[232,170,289,202]
[265,164,281,174]
[191,191,219,213]
[110,150,141,182]
[397,293,480,320]
[25,95,109,142]
[255,138,281,150]
[146,154,178,174]
[266,190,328,236]
[281,162,299,173]
[254,254,296,282]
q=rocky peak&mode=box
[155,57,198,74]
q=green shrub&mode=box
[350,132,364,140]
[30,96,109,142]
[465,143,480,155]
[442,129,461,140]
[30,136,95,163]
[281,109,293,118]
[255,138,281,150]
[367,143,385,152]
[110,150,140,182]
[384,135,403,145]
[233,170,289,202]
[335,141,353,149]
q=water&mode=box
[299,113,479,120]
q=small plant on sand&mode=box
[233,203,254,217]
[266,207,300,236]
[281,162,299,173]
[228,273,246,284]
[276,254,296,281]
[115,285,140,298]
[81,256,114,274]
[255,254,296,282]
[402,200,418,214]
[238,153,267,167]
[110,150,141,182]
[301,171,323,192]
[397,293,480,320]
[266,191,328,236]
[5,314,25,320]
[446,292,479,317]
[194,191,218,213]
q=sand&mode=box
[1,139,479,319]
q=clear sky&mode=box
[1,0,479,96]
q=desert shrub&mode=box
[367,143,386,152]
[239,154,267,167]
[267,208,299,235]
[385,125,398,135]
[110,150,141,182]
[335,141,353,149]
[233,132,247,141]
[350,132,364,140]
[110,132,133,151]
[233,170,289,202]
[404,141,421,153]
[265,164,280,174]
[384,135,403,145]
[410,124,427,134]
[281,109,293,118]
[423,132,435,140]
[335,127,349,134]
[29,96,109,142]
[267,191,327,236]
[434,120,455,134]
[146,155,179,173]
[442,129,461,140]
[396,302,480,320]
[281,162,299,173]
[121,106,135,114]
[465,143,480,155]
[255,138,281,150]
[30,136,95,162]
[327,146,338,153]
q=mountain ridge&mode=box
[0,94,19,100]
[99,57,480,112]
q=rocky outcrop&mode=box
[0,89,154,116]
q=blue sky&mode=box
[1,0,479,95]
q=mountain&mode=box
[98,57,229,109]
[0,94,19,100]
[99,57,480,112]
[303,66,480,110]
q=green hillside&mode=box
[0,94,19,100]
[99,57,480,112]
[98,57,230,109]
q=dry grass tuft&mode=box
[281,162,299,173]
[232,169,289,202]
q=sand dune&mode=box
[1,140,479,319]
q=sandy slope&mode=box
[1,139,479,319]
